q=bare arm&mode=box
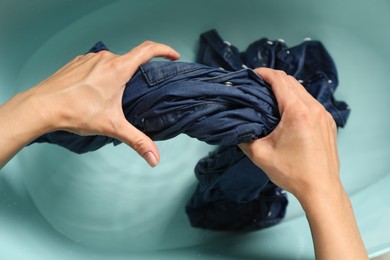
[0,41,180,169]
[239,68,368,260]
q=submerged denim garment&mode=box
[185,30,350,231]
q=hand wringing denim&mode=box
[33,57,280,153]
[31,29,350,231]
[186,30,349,231]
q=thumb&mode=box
[119,41,180,78]
[114,118,160,167]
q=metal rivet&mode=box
[224,81,233,86]
[223,40,232,46]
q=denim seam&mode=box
[140,65,208,86]
[196,69,262,85]
[144,101,233,127]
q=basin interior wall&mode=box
[1,0,390,259]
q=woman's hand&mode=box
[0,41,180,168]
[239,67,339,201]
[239,68,367,260]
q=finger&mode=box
[255,68,320,114]
[238,139,273,169]
[255,67,287,86]
[125,40,180,61]
[254,68,297,113]
[113,118,160,167]
[119,41,180,76]
[284,73,324,109]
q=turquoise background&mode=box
[1,0,389,259]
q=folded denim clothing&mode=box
[185,145,287,231]
[185,29,350,231]
[186,181,287,231]
[32,42,280,153]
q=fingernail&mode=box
[143,151,158,167]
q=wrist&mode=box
[0,88,58,168]
[15,88,57,136]
[297,181,368,259]
[25,84,68,133]
[296,179,346,213]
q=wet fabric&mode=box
[186,29,349,231]
[197,29,350,126]
[186,145,287,231]
[32,43,280,153]
[30,30,350,232]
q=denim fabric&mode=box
[31,30,350,232]
[32,42,280,153]
[185,30,349,231]
[186,146,287,231]
[198,29,350,127]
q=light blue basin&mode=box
[1,0,389,259]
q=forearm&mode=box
[299,183,368,260]
[0,89,53,169]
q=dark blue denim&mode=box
[185,30,349,231]
[30,30,350,232]
[198,29,350,127]
[186,145,287,231]
[32,43,280,153]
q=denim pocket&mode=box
[140,61,206,86]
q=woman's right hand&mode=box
[239,68,367,260]
[238,67,340,201]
